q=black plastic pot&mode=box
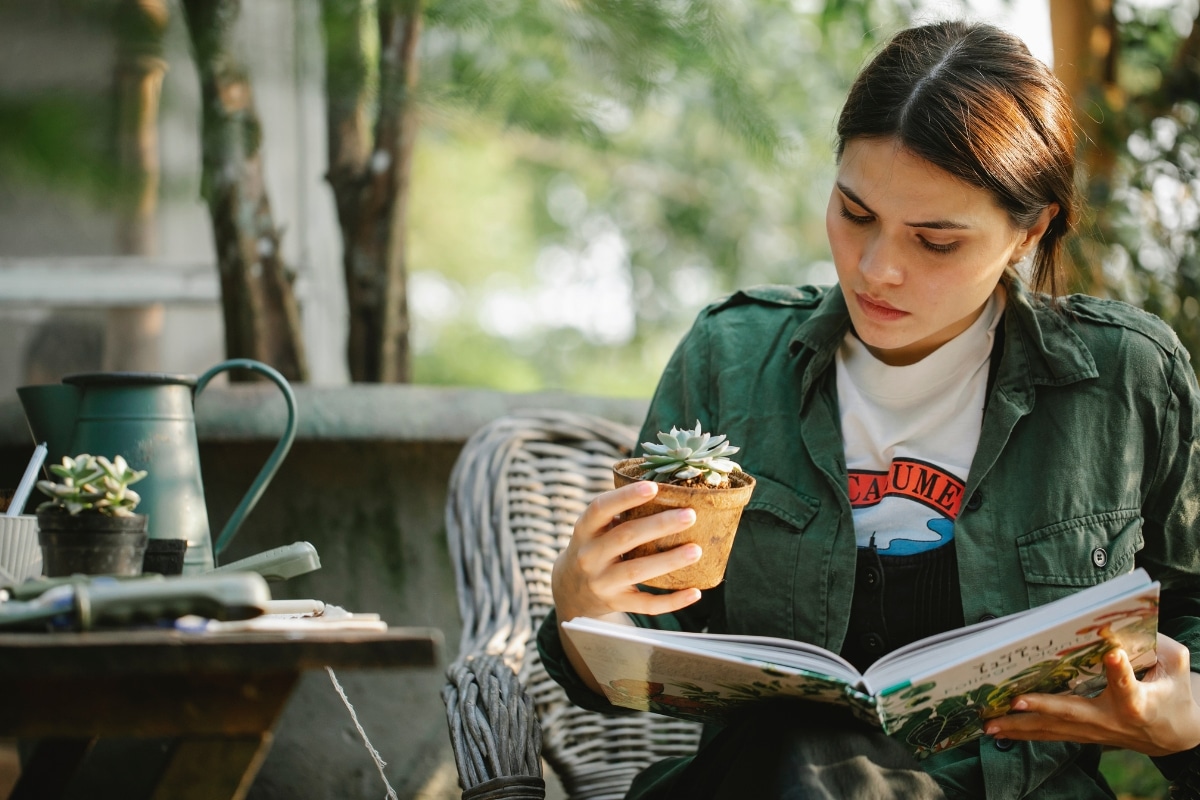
[36,511,149,577]
[142,538,187,576]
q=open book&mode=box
[562,568,1160,759]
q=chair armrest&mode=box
[444,653,544,797]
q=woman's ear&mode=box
[1013,203,1060,261]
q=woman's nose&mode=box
[858,236,904,285]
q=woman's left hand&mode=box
[984,634,1200,757]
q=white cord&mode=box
[326,666,399,800]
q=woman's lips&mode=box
[855,292,908,321]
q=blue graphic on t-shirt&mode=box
[876,517,955,557]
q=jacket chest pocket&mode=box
[1016,509,1144,607]
[724,475,821,638]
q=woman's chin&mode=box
[851,322,910,354]
[852,329,933,366]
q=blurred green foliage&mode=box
[0,95,121,199]
[0,1,126,199]
[1078,1,1200,366]
[1100,748,1169,799]
[4,0,1200,402]
[407,0,914,395]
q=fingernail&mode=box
[677,508,696,524]
[985,725,999,736]
[1011,699,1027,711]
[686,545,703,561]
[635,480,657,496]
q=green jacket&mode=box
[539,280,1200,799]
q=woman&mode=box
[539,19,1200,799]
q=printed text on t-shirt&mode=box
[848,458,965,520]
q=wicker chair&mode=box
[442,410,703,800]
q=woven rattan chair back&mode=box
[443,411,702,800]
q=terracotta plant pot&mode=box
[612,458,755,590]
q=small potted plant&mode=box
[612,422,755,590]
[35,454,150,577]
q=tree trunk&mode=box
[1050,0,1121,294]
[108,0,168,373]
[323,0,421,383]
[180,0,309,382]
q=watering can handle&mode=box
[195,359,298,559]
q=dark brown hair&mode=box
[836,20,1078,296]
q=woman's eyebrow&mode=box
[836,181,971,230]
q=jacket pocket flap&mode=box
[744,473,819,532]
[1017,509,1143,587]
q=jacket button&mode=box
[862,566,882,588]
[965,491,983,512]
[978,613,997,623]
[994,737,1014,751]
[1092,547,1108,568]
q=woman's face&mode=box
[826,137,1054,366]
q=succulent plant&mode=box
[36,454,148,517]
[638,421,742,487]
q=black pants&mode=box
[632,703,946,800]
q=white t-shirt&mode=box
[835,288,1005,556]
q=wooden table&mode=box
[0,627,442,800]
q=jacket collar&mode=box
[972,279,1099,495]
[786,279,1099,406]
[788,286,851,402]
[999,278,1099,393]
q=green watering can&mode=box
[16,359,297,574]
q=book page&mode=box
[585,623,864,683]
[873,579,1159,759]
[563,619,879,726]
[862,569,1155,691]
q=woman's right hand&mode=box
[552,479,704,695]
[551,479,704,624]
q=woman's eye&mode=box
[920,238,959,254]
[839,206,872,225]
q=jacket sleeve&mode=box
[536,310,723,711]
[1142,346,1200,784]
[1141,345,1200,661]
